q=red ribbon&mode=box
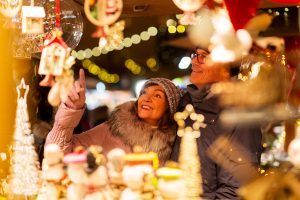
[270,0,300,3]
[55,0,61,28]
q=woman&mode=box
[45,69,181,163]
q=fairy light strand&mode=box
[72,26,158,60]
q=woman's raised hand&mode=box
[64,69,86,110]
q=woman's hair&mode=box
[135,82,175,130]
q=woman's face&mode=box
[137,85,168,126]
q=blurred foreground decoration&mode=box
[0,18,15,180]
[0,0,22,18]
[188,7,273,63]
[238,167,300,200]
[211,41,295,125]
[172,0,204,25]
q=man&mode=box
[171,48,262,199]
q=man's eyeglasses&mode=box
[191,52,207,63]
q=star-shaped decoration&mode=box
[16,78,29,101]
[174,104,206,138]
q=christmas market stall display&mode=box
[0,0,300,199]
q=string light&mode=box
[168,25,177,34]
[82,59,120,83]
[131,34,141,44]
[140,31,150,41]
[73,26,158,60]
[177,25,186,33]
[166,19,177,27]
[166,18,186,34]
[125,59,142,75]
[146,57,159,71]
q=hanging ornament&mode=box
[38,0,75,107]
[21,0,45,34]
[47,0,83,49]
[39,30,75,106]
[84,0,124,49]
[39,30,74,86]
[0,0,22,18]
[172,0,205,25]
[223,0,260,31]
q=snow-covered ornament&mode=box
[84,0,124,49]
[288,126,300,168]
[39,29,75,106]
[172,0,205,25]
[0,0,22,18]
[21,4,45,34]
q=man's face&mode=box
[190,48,227,87]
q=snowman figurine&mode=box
[63,147,88,200]
[107,148,126,199]
[84,145,112,200]
[156,163,186,200]
[40,144,66,200]
[120,147,158,200]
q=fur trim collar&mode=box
[107,101,176,162]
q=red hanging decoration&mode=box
[38,0,75,106]
[270,0,300,4]
[223,0,260,31]
[55,0,61,28]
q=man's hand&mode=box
[64,69,86,110]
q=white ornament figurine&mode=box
[107,148,126,184]
[288,126,300,168]
[41,144,65,200]
[157,167,186,200]
[120,150,157,200]
[84,146,111,200]
[63,148,88,200]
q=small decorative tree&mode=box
[8,78,40,199]
[174,104,205,199]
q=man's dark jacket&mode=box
[171,85,262,200]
